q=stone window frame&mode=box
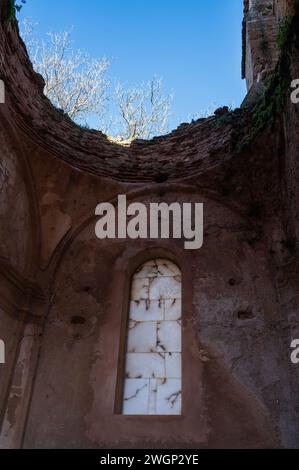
[114,246,194,418]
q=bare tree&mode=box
[111,77,171,142]
[20,20,172,141]
[22,21,110,122]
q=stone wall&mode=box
[243,0,278,89]
[273,0,295,19]
[0,0,298,449]
[242,0,296,89]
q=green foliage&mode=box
[277,16,293,51]
[235,1,299,153]
[277,0,299,52]
[252,74,288,133]
[235,78,288,153]
[6,0,26,22]
[6,0,16,21]
[212,113,234,129]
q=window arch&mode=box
[122,258,182,415]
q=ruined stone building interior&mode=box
[0,0,299,449]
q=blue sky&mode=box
[19,0,247,130]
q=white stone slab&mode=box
[127,321,157,353]
[129,300,164,322]
[149,276,181,300]
[123,259,183,415]
[156,379,182,415]
[165,353,181,378]
[134,259,181,279]
[125,352,165,379]
[123,378,149,415]
[134,261,160,279]
[148,379,158,415]
[155,259,181,277]
[164,298,182,320]
[157,321,181,353]
[131,278,149,301]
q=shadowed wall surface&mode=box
[0,0,299,449]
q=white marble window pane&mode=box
[129,300,164,322]
[122,259,182,415]
[148,379,158,415]
[125,352,165,379]
[157,321,181,353]
[165,353,181,379]
[154,259,181,277]
[149,276,182,300]
[134,260,180,279]
[134,262,159,279]
[164,298,182,321]
[123,379,149,415]
[156,379,182,415]
[131,278,150,301]
[127,321,157,353]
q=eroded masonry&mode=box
[0,0,299,448]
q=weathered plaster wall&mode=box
[243,0,279,89]
[274,0,295,19]
[0,0,298,449]
[0,126,32,274]
[0,307,22,427]
[242,0,296,90]
[22,194,279,448]
[0,120,43,448]
[276,1,299,448]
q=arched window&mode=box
[122,259,182,415]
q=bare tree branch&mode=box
[20,20,172,142]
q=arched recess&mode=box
[49,182,257,283]
[122,259,182,415]
[21,191,279,448]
